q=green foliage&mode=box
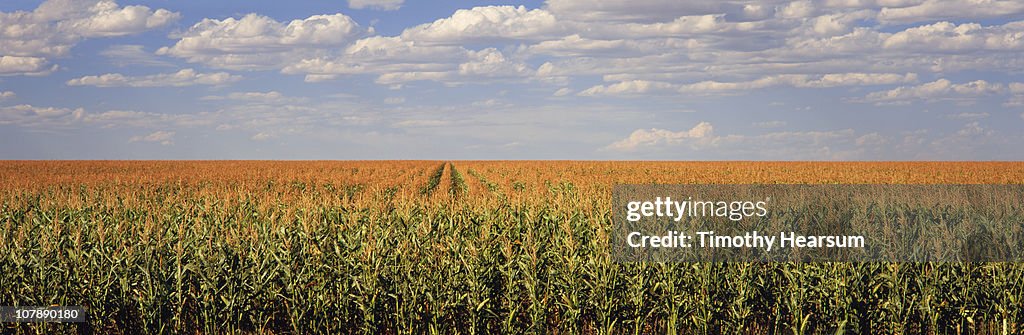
[1,175,1022,334]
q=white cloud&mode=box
[56,2,180,37]
[777,1,818,19]
[525,35,701,57]
[471,99,510,108]
[1010,82,1024,94]
[678,76,800,93]
[801,73,918,87]
[956,121,991,137]
[544,0,726,22]
[882,21,1024,51]
[130,130,175,145]
[303,74,340,83]
[100,45,173,67]
[284,36,467,82]
[763,20,1024,77]
[251,132,276,141]
[346,36,465,63]
[201,91,306,105]
[0,0,178,75]
[81,109,189,128]
[384,97,405,104]
[589,15,755,39]
[458,48,533,78]
[400,6,564,44]
[225,91,283,100]
[581,73,917,96]
[605,122,713,151]
[778,9,878,39]
[822,0,926,9]
[0,56,56,76]
[158,13,364,70]
[0,104,84,126]
[287,36,537,85]
[1006,82,1024,106]
[393,119,453,128]
[855,132,887,146]
[553,87,574,96]
[687,73,917,92]
[603,121,865,159]
[948,112,990,120]
[753,120,787,128]
[0,91,15,101]
[67,69,242,87]
[348,0,404,11]
[759,129,856,143]
[862,79,1004,104]
[146,0,1024,93]
[579,80,677,96]
[878,0,1024,24]
[1006,96,1024,107]
[374,71,452,85]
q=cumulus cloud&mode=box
[605,122,713,151]
[882,21,1024,51]
[384,97,405,104]
[0,104,85,126]
[775,20,1024,75]
[580,73,917,96]
[348,0,404,11]
[283,36,465,80]
[877,0,1024,24]
[393,119,453,128]
[55,2,179,37]
[525,35,701,57]
[753,120,787,128]
[587,14,763,39]
[862,79,1005,104]
[400,6,564,44]
[677,73,910,93]
[1011,82,1024,94]
[579,80,677,96]
[1007,82,1024,106]
[544,0,727,22]
[777,1,818,19]
[955,121,992,137]
[947,112,990,120]
[158,13,365,70]
[285,36,537,85]
[101,45,174,67]
[250,132,276,141]
[458,48,533,78]
[200,91,306,104]
[133,0,1024,94]
[130,130,175,145]
[603,121,867,159]
[801,73,919,87]
[66,69,242,87]
[1,103,210,130]
[0,0,178,75]
[855,132,887,146]
[0,91,15,101]
[0,56,57,76]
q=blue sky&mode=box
[1,0,1022,160]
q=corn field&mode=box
[2,161,1023,334]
